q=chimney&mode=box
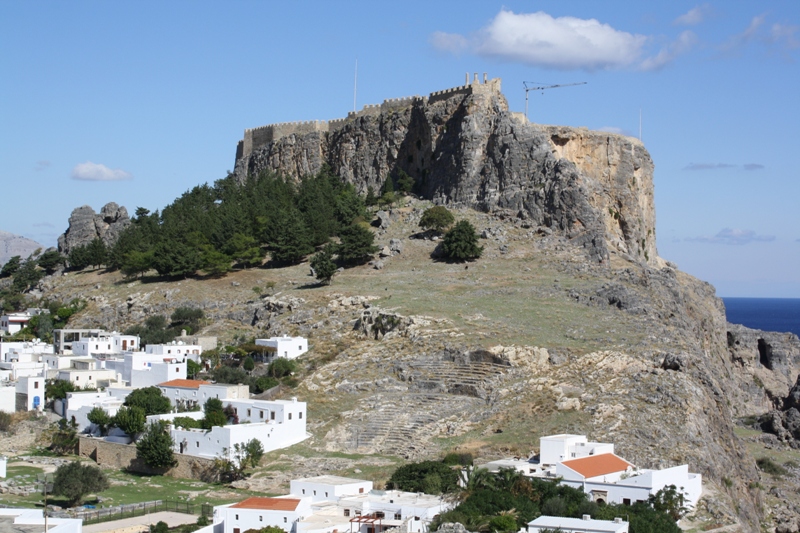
[582,515,591,521]
[473,72,479,84]
[483,73,487,83]
[614,518,622,523]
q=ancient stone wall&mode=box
[78,436,216,479]
[237,77,502,159]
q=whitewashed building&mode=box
[60,389,130,432]
[1,340,54,362]
[290,475,373,503]
[0,508,83,533]
[540,434,615,466]
[528,515,628,533]
[213,497,313,533]
[146,341,203,361]
[0,309,47,336]
[72,333,140,356]
[256,335,308,361]
[158,379,249,410]
[335,489,452,533]
[148,397,308,463]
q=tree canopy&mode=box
[441,220,483,262]
[136,421,176,470]
[52,461,110,506]
[124,387,171,416]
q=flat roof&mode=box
[529,515,627,532]
[560,454,632,479]
[159,379,208,389]
[293,475,371,485]
[230,497,301,511]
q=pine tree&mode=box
[441,220,483,262]
[269,209,314,265]
[337,223,379,265]
[310,244,337,285]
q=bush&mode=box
[172,416,202,429]
[267,358,297,379]
[112,406,146,437]
[441,220,483,262]
[0,411,13,432]
[255,376,279,393]
[419,206,455,233]
[52,460,110,506]
[124,387,172,416]
[442,452,473,466]
[136,421,176,470]
[757,457,788,476]
[387,461,460,494]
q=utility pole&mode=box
[523,81,587,120]
[37,473,53,532]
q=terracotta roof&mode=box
[230,497,301,511]
[158,379,207,389]
[560,453,633,479]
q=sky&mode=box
[1,1,799,297]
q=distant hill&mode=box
[0,230,43,266]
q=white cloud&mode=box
[71,161,133,181]
[639,30,697,71]
[687,228,775,245]
[683,162,737,171]
[430,31,468,54]
[721,14,767,52]
[674,5,711,26]
[769,23,800,49]
[431,10,693,71]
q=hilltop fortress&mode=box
[236,73,504,161]
[233,73,658,267]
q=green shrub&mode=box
[757,457,788,476]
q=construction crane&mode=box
[524,81,587,120]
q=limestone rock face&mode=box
[0,230,43,266]
[57,202,130,254]
[234,85,659,266]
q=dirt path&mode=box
[81,511,199,533]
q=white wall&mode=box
[146,342,203,359]
[130,361,186,388]
[158,383,249,409]
[540,435,587,465]
[256,336,308,360]
[0,386,15,414]
[56,368,118,388]
[290,478,372,502]
[16,376,45,411]
[215,499,313,533]
[65,390,124,432]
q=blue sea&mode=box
[722,298,800,337]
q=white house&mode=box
[16,375,45,411]
[0,508,83,533]
[0,360,47,380]
[72,333,140,356]
[555,453,702,508]
[60,389,129,433]
[0,384,15,413]
[540,434,614,466]
[1,340,54,362]
[158,379,249,410]
[213,496,313,533]
[53,328,107,354]
[0,309,47,336]
[290,475,373,503]
[256,335,308,361]
[56,358,120,389]
[528,515,628,533]
[149,397,308,463]
[146,341,203,361]
[336,489,453,533]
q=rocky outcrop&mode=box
[57,202,130,254]
[234,81,659,266]
[0,230,43,266]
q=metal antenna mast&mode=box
[523,81,587,120]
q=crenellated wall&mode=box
[236,76,502,160]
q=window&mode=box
[359,488,364,494]
[302,489,306,494]
[271,411,275,420]
[623,498,631,506]
[394,513,401,520]
[260,516,263,522]
[260,411,264,419]
[284,351,288,357]
[34,381,39,389]
[234,529,240,533]
[89,376,92,380]
[344,509,350,517]
[284,517,287,523]
[299,412,303,419]
[298,345,302,350]
[235,515,239,520]
[313,490,317,496]
[196,442,200,447]
[375,512,385,519]
[289,413,292,420]
[247,409,251,417]
[325,492,328,497]
[355,511,361,516]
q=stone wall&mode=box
[78,436,216,479]
[237,77,502,159]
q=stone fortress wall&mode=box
[236,73,502,160]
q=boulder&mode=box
[57,202,130,254]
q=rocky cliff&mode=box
[234,79,658,267]
[0,230,43,266]
[57,202,130,254]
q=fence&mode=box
[71,499,210,525]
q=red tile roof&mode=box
[560,453,633,479]
[158,379,207,389]
[230,497,301,511]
